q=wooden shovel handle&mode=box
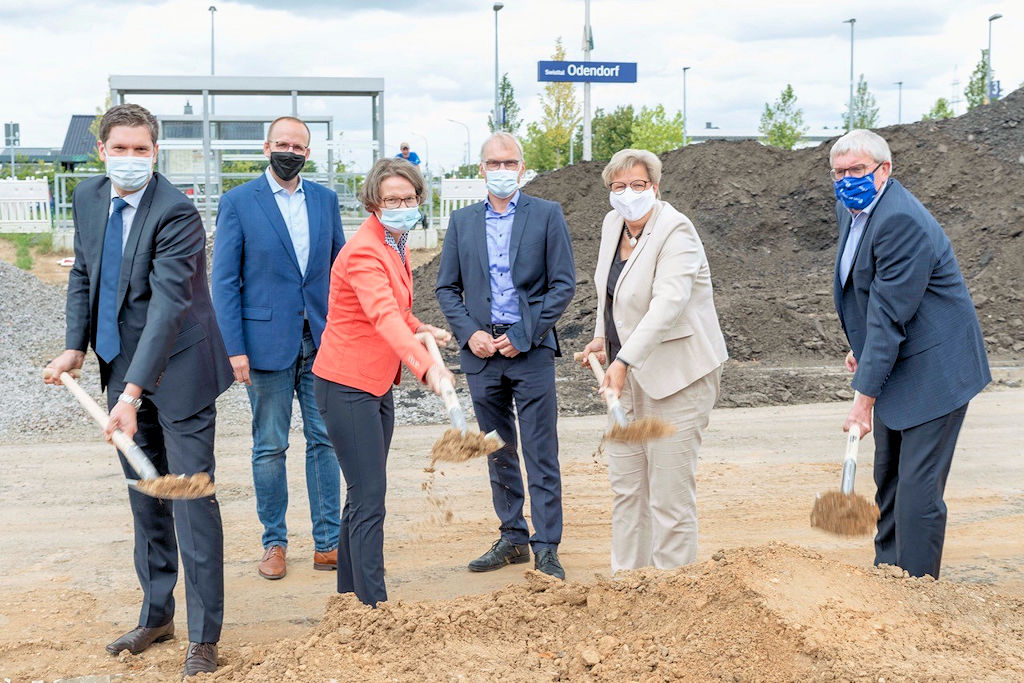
[416,332,459,414]
[573,351,626,418]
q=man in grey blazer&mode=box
[830,129,990,579]
[44,104,233,677]
[436,132,576,580]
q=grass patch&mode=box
[1,232,55,270]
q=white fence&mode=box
[0,179,51,233]
[439,178,487,233]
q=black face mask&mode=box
[269,151,306,181]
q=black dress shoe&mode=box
[105,621,175,655]
[534,548,565,580]
[468,538,530,572]
[183,641,218,678]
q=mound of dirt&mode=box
[218,543,1024,682]
[412,93,1024,413]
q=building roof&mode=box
[59,114,98,163]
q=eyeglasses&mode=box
[609,180,651,194]
[483,159,522,171]
[829,161,882,181]
[270,140,309,154]
[381,196,420,209]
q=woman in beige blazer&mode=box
[579,148,728,573]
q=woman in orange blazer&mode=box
[313,158,452,607]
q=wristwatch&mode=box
[117,392,143,409]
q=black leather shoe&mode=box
[183,641,218,678]
[534,548,565,580]
[105,621,175,655]
[468,538,530,572]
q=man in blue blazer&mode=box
[436,132,576,580]
[829,129,990,579]
[212,116,345,580]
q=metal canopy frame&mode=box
[109,75,385,228]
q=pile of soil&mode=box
[218,543,1024,682]
[412,89,1024,413]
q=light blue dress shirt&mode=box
[265,168,309,277]
[484,190,522,325]
[839,182,887,285]
[108,182,147,253]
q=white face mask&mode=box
[609,187,656,222]
[485,169,520,199]
[106,155,153,191]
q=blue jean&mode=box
[247,325,341,552]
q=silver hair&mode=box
[829,129,892,168]
[479,132,524,162]
[601,148,663,187]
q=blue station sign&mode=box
[537,60,637,84]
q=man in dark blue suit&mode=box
[829,129,990,579]
[212,116,345,580]
[436,132,576,580]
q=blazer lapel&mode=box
[507,193,531,269]
[615,202,663,298]
[255,176,302,274]
[473,202,490,283]
[117,175,160,311]
[594,213,618,304]
[835,209,852,289]
[89,178,112,311]
[302,181,319,282]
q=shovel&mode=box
[810,403,879,535]
[415,332,504,464]
[574,351,675,443]
[42,368,214,499]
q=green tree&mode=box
[488,73,522,134]
[522,38,581,171]
[964,49,989,110]
[759,84,808,150]
[572,105,635,162]
[842,74,879,129]
[921,97,955,121]
[630,104,684,154]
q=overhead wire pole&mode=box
[682,66,690,145]
[894,80,903,123]
[582,0,593,161]
[209,6,216,115]
[986,13,1003,105]
[493,3,503,130]
[843,18,855,132]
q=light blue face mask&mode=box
[379,206,421,233]
[106,154,153,191]
[485,169,520,199]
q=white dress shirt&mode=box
[108,181,148,253]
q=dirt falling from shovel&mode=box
[429,428,497,466]
[607,417,676,443]
[134,472,215,499]
[810,491,879,536]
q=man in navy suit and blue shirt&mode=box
[830,129,990,579]
[212,116,345,580]
[436,132,576,580]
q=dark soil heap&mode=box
[222,543,1024,682]
[413,90,1024,412]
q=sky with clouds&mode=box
[1,0,1020,171]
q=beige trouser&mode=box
[606,365,721,574]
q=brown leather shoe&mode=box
[105,621,175,655]
[313,548,337,571]
[183,641,218,678]
[258,545,286,580]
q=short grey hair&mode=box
[359,158,425,213]
[601,148,662,187]
[829,129,892,168]
[479,132,524,162]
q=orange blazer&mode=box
[312,215,434,396]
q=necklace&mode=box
[622,222,642,247]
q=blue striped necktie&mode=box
[95,197,129,363]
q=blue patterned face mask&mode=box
[379,206,420,233]
[834,169,880,210]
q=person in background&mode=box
[212,116,345,581]
[44,103,233,678]
[312,157,452,606]
[828,129,990,579]
[436,132,576,580]
[395,142,421,165]
[579,148,728,574]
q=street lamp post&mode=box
[682,66,690,145]
[209,6,217,115]
[894,81,903,124]
[843,18,855,131]
[447,119,471,172]
[582,0,593,161]
[986,13,1003,105]
[493,3,503,131]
